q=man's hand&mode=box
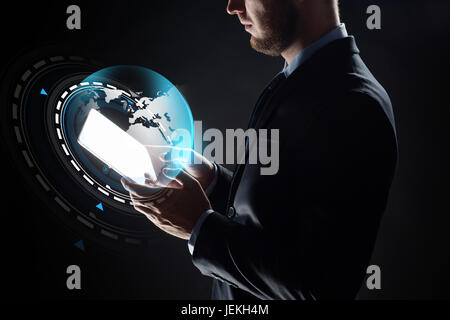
[121,146,214,240]
[144,145,216,191]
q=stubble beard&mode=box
[250,2,299,56]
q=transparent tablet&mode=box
[77,109,156,184]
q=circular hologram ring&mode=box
[53,81,138,206]
[3,54,164,250]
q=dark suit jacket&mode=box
[191,36,398,300]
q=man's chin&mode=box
[250,36,282,57]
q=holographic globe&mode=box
[59,65,194,198]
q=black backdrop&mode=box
[1,0,449,299]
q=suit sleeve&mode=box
[191,91,398,299]
[207,164,233,214]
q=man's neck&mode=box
[282,21,340,65]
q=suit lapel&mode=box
[226,37,360,207]
[254,36,360,131]
[225,59,313,209]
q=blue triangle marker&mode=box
[96,203,103,211]
[40,88,48,95]
[74,240,85,252]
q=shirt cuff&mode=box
[188,209,215,255]
[205,162,218,196]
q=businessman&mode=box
[122,0,398,300]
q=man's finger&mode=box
[121,177,161,196]
[161,168,184,189]
[141,170,183,190]
[159,157,188,168]
[169,167,201,188]
[130,193,154,206]
[133,203,160,218]
[159,149,196,163]
[129,192,156,201]
[144,172,169,188]
[131,195,161,213]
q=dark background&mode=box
[1,0,449,299]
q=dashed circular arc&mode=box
[54,81,137,206]
[7,55,170,248]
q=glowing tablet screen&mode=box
[77,109,156,184]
